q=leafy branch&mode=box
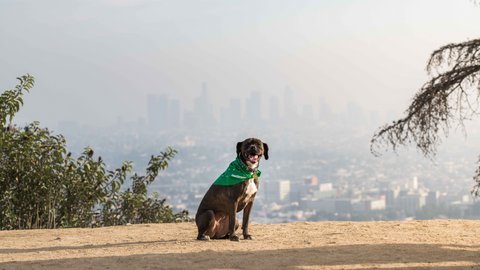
[0,75,191,230]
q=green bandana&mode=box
[213,157,261,186]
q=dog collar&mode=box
[238,154,259,174]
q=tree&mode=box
[0,75,191,230]
[370,36,480,195]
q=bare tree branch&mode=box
[371,38,480,158]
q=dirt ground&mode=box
[1,220,480,269]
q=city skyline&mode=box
[58,82,399,133]
[138,83,396,131]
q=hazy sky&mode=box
[1,0,480,127]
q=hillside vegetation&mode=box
[0,75,190,230]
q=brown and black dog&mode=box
[195,138,269,241]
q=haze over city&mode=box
[1,0,479,128]
[2,0,480,223]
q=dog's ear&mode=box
[263,143,269,160]
[236,142,243,157]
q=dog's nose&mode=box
[251,145,257,150]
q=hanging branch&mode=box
[371,38,480,159]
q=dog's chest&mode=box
[244,178,257,199]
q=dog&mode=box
[195,138,269,241]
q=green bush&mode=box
[0,75,191,230]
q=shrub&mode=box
[0,75,191,230]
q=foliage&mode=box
[96,149,191,227]
[0,75,191,230]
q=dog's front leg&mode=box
[242,202,254,240]
[228,197,239,241]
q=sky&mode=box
[1,0,480,127]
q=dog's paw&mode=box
[243,234,254,240]
[197,235,210,241]
[229,235,239,241]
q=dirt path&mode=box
[1,220,480,269]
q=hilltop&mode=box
[1,220,480,269]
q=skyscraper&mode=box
[269,96,279,125]
[230,98,241,126]
[220,107,231,127]
[318,96,332,123]
[245,91,262,126]
[193,83,216,127]
[347,101,366,127]
[169,99,180,128]
[116,116,125,130]
[183,110,198,129]
[157,94,169,130]
[147,94,160,131]
[147,94,177,131]
[302,104,314,121]
[137,117,147,132]
[284,86,297,117]
[264,180,291,203]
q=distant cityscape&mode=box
[58,83,399,134]
[51,84,480,223]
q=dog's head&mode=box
[236,138,269,168]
